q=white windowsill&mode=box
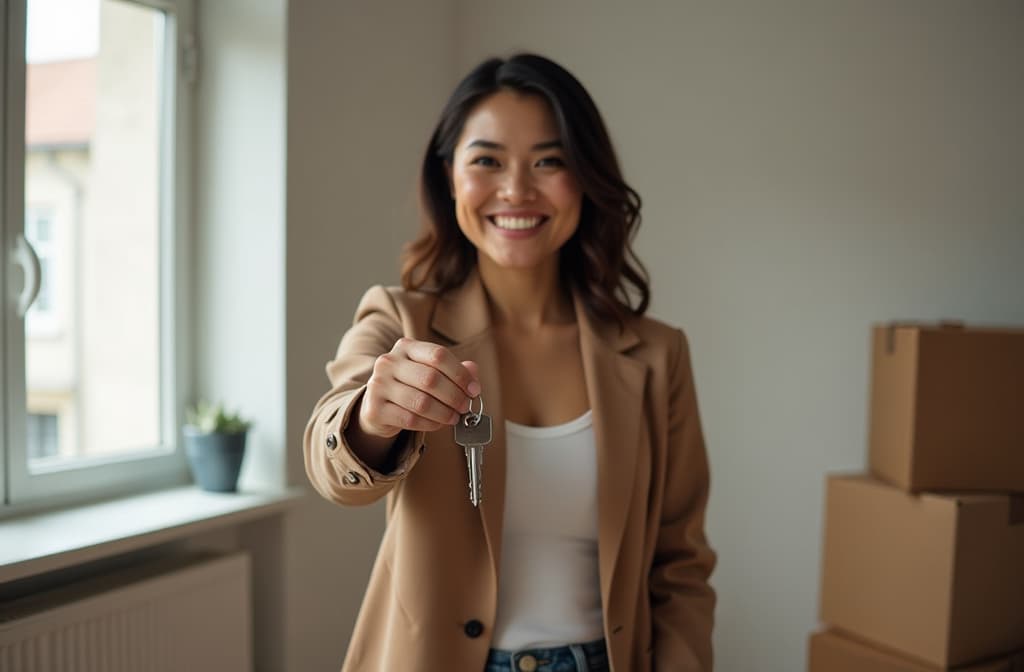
[0,485,307,584]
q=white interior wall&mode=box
[191,1,1024,670]
[195,0,286,493]
[453,3,1024,670]
[194,0,288,669]
[285,2,456,670]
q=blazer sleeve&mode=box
[303,285,426,507]
[650,328,717,671]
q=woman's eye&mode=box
[537,156,565,168]
[470,156,498,167]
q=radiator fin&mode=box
[0,553,251,672]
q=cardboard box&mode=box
[819,474,1024,667]
[868,323,1024,493]
[809,629,1024,671]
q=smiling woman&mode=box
[304,53,716,672]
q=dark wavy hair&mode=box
[401,53,649,326]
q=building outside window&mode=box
[3,0,194,510]
[27,413,59,460]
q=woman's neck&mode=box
[477,256,574,331]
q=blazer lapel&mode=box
[573,291,647,611]
[430,272,648,613]
[431,272,507,582]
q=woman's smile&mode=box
[488,211,549,237]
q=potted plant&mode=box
[183,400,252,492]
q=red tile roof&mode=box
[26,58,95,147]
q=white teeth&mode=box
[492,216,543,230]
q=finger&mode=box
[461,360,480,395]
[375,400,448,433]
[388,378,463,426]
[398,340,479,397]
[392,361,470,416]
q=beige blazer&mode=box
[304,272,716,672]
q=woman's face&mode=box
[448,90,583,273]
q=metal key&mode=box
[454,397,491,507]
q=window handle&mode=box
[13,234,42,317]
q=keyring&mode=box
[463,395,484,427]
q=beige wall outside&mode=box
[25,149,83,456]
[80,0,162,456]
[25,150,84,387]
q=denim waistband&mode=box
[484,638,608,672]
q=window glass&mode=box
[25,0,166,468]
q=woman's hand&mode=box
[357,338,481,440]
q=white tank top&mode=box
[491,409,605,650]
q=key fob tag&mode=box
[454,414,492,446]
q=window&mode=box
[2,0,195,512]
[24,205,57,334]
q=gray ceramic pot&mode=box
[183,426,247,492]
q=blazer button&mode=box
[463,619,484,639]
[344,471,360,485]
[325,433,338,450]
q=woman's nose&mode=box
[500,167,536,202]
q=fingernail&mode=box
[450,412,460,425]
[468,381,481,397]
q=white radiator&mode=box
[0,552,252,672]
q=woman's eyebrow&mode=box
[532,140,563,151]
[465,139,563,151]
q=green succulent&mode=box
[186,400,252,435]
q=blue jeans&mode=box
[484,638,609,672]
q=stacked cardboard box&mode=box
[810,324,1024,671]
[809,630,1024,672]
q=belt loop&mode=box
[568,643,588,671]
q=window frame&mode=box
[1,0,196,515]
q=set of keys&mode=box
[453,396,491,507]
